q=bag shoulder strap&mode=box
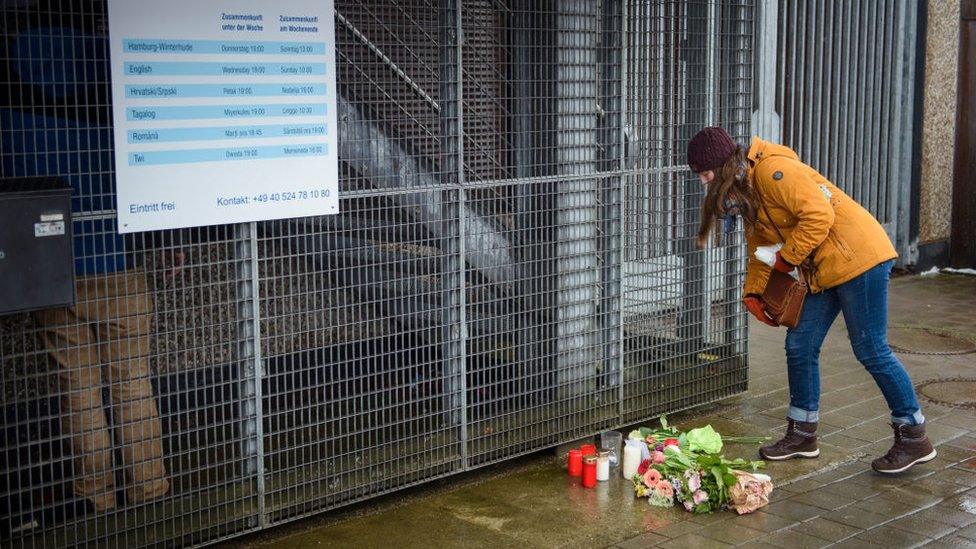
[758,197,808,285]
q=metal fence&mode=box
[753,0,921,264]
[0,1,752,546]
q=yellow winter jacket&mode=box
[744,137,897,295]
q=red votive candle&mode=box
[567,448,583,477]
[580,443,597,457]
[582,455,598,488]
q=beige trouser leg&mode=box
[34,269,169,510]
[88,271,169,504]
[34,298,117,511]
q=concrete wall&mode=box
[919,0,960,245]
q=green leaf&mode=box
[686,425,723,454]
[660,415,669,430]
[711,466,725,489]
[697,454,719,468]
[724,473,737,488]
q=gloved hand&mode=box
[773,251,794,274]
[743,295,778,326]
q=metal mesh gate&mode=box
[0,1,753,546]
[754,0,921,264]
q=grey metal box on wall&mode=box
[0,178,74,315]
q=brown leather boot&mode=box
[872,423,937,474]
[759,419,820,460]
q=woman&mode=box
[686,126,935,474]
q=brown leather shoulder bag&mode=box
[759,201,810,329]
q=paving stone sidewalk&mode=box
[236,273,976,549]
[611,272,976,549]
[612,432,976,549]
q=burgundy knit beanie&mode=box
[687,126,737,173]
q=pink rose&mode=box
[693,489,709,504]
[642,468,662,487]
[652,450,666,464]
[683,500,695,511]
[655,480,674,498]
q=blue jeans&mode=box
[784,260,924,425]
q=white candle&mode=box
[596,451,610,481]
[622,440,642,479]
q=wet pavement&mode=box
[229,273,976,549]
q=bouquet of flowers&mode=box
[630,418,772,514]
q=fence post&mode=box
[439,0,467,470]
[726,0,754,359]
[751,0,780,141]
[553,0,601,405]
[895,0,920,265]
[618,0,628,423]
[599,0,625,423]
[234,221,266,526]
[678,1,709,354]
[702,0,720,345]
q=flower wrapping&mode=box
[729,471,774,515]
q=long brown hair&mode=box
[696,145,759,247]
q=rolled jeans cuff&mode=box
[892,409,925,426]
[788,406,819,423]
